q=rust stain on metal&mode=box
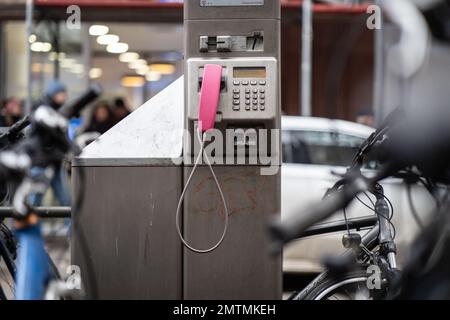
[189,169,263,217]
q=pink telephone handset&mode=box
[198,64,223,133]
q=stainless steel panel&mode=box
[72,165,182,300]
[184,19,280,59]
[185,0,280,20]
[183,165,282,299]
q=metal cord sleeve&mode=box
[175,128,229,254]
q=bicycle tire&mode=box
[292,269,375,300]
[0,255,15,300]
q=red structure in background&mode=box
[35,0,369,13]
[34,0,181,8]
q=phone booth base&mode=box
[183,165,281,300]
[72,77,282,299]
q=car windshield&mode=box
[282,130,366,167]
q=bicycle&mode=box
[271,107,449,300]
[0,84,101,300]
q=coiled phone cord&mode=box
[175,127,229,254]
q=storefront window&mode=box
[2,20,183,115]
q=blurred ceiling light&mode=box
[119,52,139,63]
[30,42,43,52]
[60,58,76,68]
[41,42,52,52]
[89,68,103,79]
[89,25,109,36]
[32,63,52,73]
[97,34,119,45]
[31,63,43,73]
[28,34,37,43]
[129,59,147,69]
[49,52,58,61]
[71,64,85,74]
[107,42,129,54]
[49,51,66,62]
[136,66,149,76]
[121,76,145,88]
[146,71,161,82]
[31,42,52,53]
[149,63,176,75]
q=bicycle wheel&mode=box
[0,224,16,300]
[0,258,15,299]
[292,269,375,300]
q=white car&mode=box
[281,116,435,274]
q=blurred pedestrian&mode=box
[28,80,71,207]
[0,97,23,127]
[86,101,114,134]
[35,80,68,111]
[356,109,375,127]
[112,97,130,124]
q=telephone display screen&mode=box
[200,0,264,7]
[233,67,266,78]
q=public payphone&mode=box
[184,1,281,164]
[181,0,282,299]
[73,0,282,300]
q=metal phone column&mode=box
[183,0,282,299]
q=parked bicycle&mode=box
[0,84,101,300]
[271,107,450,300]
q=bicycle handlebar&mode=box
[0,116,31,149]
[270,168,392,252]
[59,82,103,119]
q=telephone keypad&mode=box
[232,79,267,112]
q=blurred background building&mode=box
[0,0,375,122]
[0,0,449,123]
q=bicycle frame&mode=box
[290,184,398,300]
[298,216,378,239]
[0,221,63,300]
[14,224,52,300]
